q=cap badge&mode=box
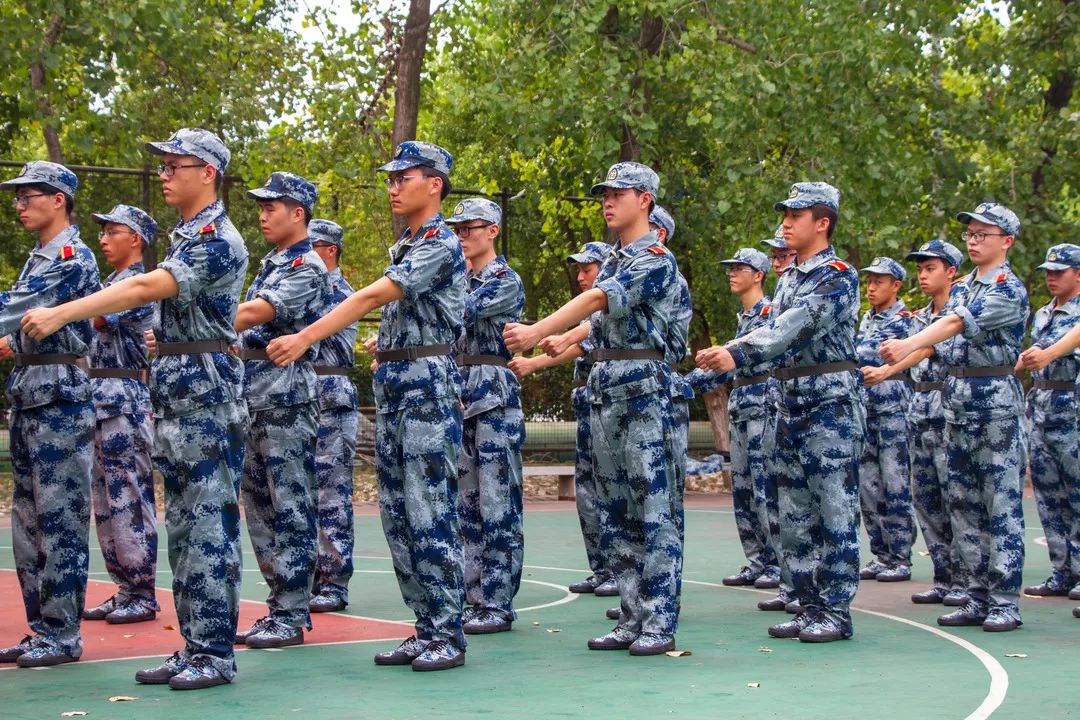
[1048,251,1058,261]
[455,202,465,216]
[976,203,991,214]
[607,167,618,180]
[789,185,799,198]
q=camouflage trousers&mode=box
[154,401,246,679]
[729,413,779,576]
[243,403,319,629]
[376,397,466,649]
[771,400,863,618]
[10,401,94,657]
[859,411,915,566]
[946,416,1026,618]
[910,419,965,592]
[1028,414,1080,585]
[572,387,609,580]
[459,403,525,620]
[92,413,158,609]
[592,391,683,636]
[672,398,689,543]
[313,405,358,602]
[761,405,795,598]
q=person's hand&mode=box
[1017,345,1053,372]
[879,338,912,365]
[20,307,68,341]
[267,333,312,367]
[861,364,892,387]
[144,330,158,356]
[503,323,542,353]
[538,332,574,358]
[0,337,13,360]
[508,356,535,379]
[695,345,736,373]
[362,336,378,355]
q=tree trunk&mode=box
[619,13,664,162]
[390,0,433,236]
[30,12,65,163]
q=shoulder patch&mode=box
[995,272,1007,283]
[495,269,507,277]
[827,260,851,272]
[761,305,772,316]
[199,223,215,235]
[60,244,76,261]
[647,246,668,255]
[291,256,305,268]
[422,227,439,240]
[898,310,912,317]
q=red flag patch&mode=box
[995,272,1007,283]
[761,305,772,316]
[827,260,851,272]
[422,227,439,240]
[200,224,215,235]
[647,246,668,255]
[60,244,75,261]
[291,256,305,268]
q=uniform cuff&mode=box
[595,278,629,320]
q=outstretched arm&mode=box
[880,315,963,365]
[503,289,607,353]
[1018,321,1080,372]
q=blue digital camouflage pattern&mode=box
[726,246,863,623]
[720,248,770,274]
[145,127,231,173]
[773,182,840,212]
[1036,243,1080,271]
[0,160,78,197]
[567,241,612,265]
[90,262,157,610]
[246,172,319,215]
[939,261,1029,619]
[590,162,660,197]
[0,224,99,657]
[378,141,452,176]
[151,199,249,679]
[906,239,964,269]
[957,202,1021,237]
[856,300,915,568]
[1025,294,1080,587]
[457,256,526,620]
[761,223,787,249]
[446,197,502,226]
[309,219,344,249]
[312,268,359,602]
[91,204,158,246]
[860,256,906,281]
[648,206,675,242]
[590,231,683,636]
[572,313,609,581]
[376,212,467,649]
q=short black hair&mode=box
[632,188,656,214]
[811,205,838,239]
[26,183,73,217]
[420,167,451,199]
[280,198,312,226]
[213,167,224,192]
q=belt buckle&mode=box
[405,346,420,361]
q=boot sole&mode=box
[411,656,465,672]
[799,633,851,643]
[246,635,304,649]
[106,613,157,625]
[463,624,511,635]
[16,655,78,668]
[169,676,229,690]
[136,672,179,685]
[628,643,675,656]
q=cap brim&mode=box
[590,180,643,195]
[446,214,488,225]
[247,187,284,201]
[905,251,948,263]
[761,238,787,248]
[0,176,72,197]
[566,253,600,264]
[378,158,433,173]
[1036,261,1072,271]
[774,199,815,211]
[90,212,124,226]
[955,211,997,226]
[860,266,903,278]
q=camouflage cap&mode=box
[91,204,158,245]
[0,161,78,198]
[309,219,344,249]
[648,205,676,242]
[1036,243,1080,271]
[145,127,230,173]
[247,172,318,214]
[378,141,453,176]
[446,197,502,226]
[956,201,1020,237]
[761,223,788,249]
[906,239,963,269]
[590,162,660,197]
[720,247,770,275]
[774,181,840,212]
[860,256,906,281]
[566,241,612,265]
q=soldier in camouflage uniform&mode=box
[267,141,467,672]
[904,240,969,606]
[81,204,159,626]
[24,128,251,688]
[505,162,685,656]
[233,173,331,649]
[855,257,916,583]
[687,248,779,593]
[447,198,526,634]
[1019,244,1080,599]
[306,219,360,614]
[0,162,99,668]
[882,202,1028,632]
[698,182,864,643]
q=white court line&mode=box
[1035,536,1047,547]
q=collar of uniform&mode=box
[173,199,226,240]
[327,266,343,283]
[617,230,661,258]
[32,225,79,260]
[971,260,1012,285]
[870,299,906,319]
[1048,294,1080,317]
[106,261,145,284]
[265,238,313,267]
[739,295,770,321]
[792,245,837,274]
[400,212,445,244]
[470,255,508,284]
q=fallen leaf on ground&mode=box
[60,713,87,717]
[531,622,540,626]
[665,650,691,657]
[747,683,761,688]
[759,647,773,653]
[919,551,930,557]
[122,634,135,639]
[108,696,137,702]
[545,628,561,633]
[163,624,176,630]
[1004,653,1027,658]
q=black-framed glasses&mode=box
[11,193,51,208]
[311,241,338,249]
[98,228,136,240]
[960,230,1008,244]
[725,266,756,274]
[156,162,206,177]
[384,174,424,190]
[455,223,492,236]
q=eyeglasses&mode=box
[384,174,424,190]
[725,266,756,274]
[771,252,797,261]
[455,223,492,236]
[98,228,136,240]
[156,162,206,177]
[311,242,338,249]
[11,193,51,208]
[960,230,1008,244]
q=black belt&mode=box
[589,348,664,362]
[88,368,147,382]
[947,365,1015,378]
[1033,379,1076,391]
[15,353,87,367]
[314,366,351,376]
[571,379,588,389]
[771,360,856,381]
[375,344,452,362]
[912,381,945,393]
[157,339,232,356]
[456,354,509,367]
[732,374,769,389]
[240,348,270,361]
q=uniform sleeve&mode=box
[665,276,692,364]
[158,236,242,308]
[685,367,727,394]
[258,264,327,324]
[726,268,857,369]
[952,279,1027,338]
[465,274,523,327]
[384,240,457,302]
[595,253,675,322]
[0,257,94,336]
